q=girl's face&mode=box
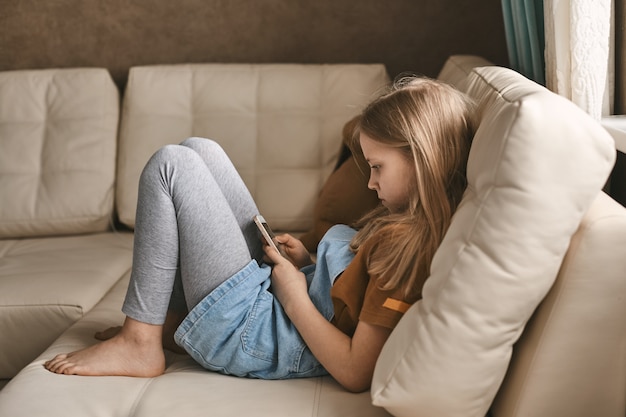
[360,133,414,213]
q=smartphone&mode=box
[253,215,284,256]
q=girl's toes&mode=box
[44,354,68,372]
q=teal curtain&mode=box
[501,0,545,85]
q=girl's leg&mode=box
[163,138,262,352]
[45,144,253,375]
[124,143,254,322]
[98,139,263,352]
[180,137,264,262]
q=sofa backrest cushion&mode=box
[370,66,616,417]
[0,68,119,238]
[116,64,389,231]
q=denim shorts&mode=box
[174,225,357,380]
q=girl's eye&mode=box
[370,165,381,170]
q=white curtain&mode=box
[544,0,614,120]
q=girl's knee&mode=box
[180,138,229,163]
[142,144,198,176]
[180,137,220,152]
[152,144,194,163]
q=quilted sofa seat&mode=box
[0,233,133,378]
[1,57,625,417]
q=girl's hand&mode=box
[274,234,313,269]
[263,244,309,311]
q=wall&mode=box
[0,0,508,89]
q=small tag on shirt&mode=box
[382,298,411,314]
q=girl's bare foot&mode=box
[95,311,188,355]
[44,318,165,377]
[95,326,122,341]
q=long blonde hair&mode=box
[349,77,476,298]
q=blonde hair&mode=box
[349,76,476,298]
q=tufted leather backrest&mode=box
[0,68,119,238]
[115,64,389,231]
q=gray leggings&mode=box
[122,137,264,325]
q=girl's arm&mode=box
[264,245,391,393]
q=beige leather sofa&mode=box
[0,56,624,417]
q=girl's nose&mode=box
[367,177,377,191]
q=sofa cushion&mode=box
[0,232,133,379]
[0,68,119,238]
[0,270,392,417]
[370,66,616,417]
[116,64,389,231]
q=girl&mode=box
[45,77,475,393]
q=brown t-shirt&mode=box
[330,232,423,337]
